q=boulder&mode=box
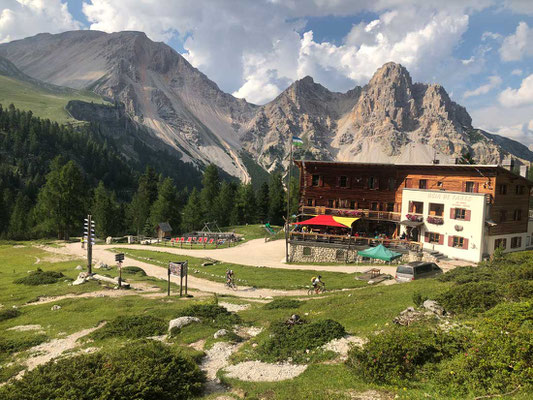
[106,236,113,244]
[96,262,110,270]
[75,265,84,271]
[72,272,89,286]
[51,305,61,311]
[423,300,446,316]
[214,329,228,338]
[168,316,200,331]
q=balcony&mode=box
[301,206,401,222]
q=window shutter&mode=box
[439,235,444,245]
[375,178,380,189]
[462,182,466,192]
[320,176,324,187]
[465,210,471,221]
[474,183,479,193]
[463,238,469,250]
[346,177,350,188]
[448,236,454,247]
[336,176,340,187]
[405,178,412,188]
[424,232,429,242]
[450,208,455,219]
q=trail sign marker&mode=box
[168,261,188,297]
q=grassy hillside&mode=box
[0,76,108,124]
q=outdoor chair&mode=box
[186,237,192,243]
[208,238,214,244]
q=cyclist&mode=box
[225,269,235,287]
[311,275,324,294]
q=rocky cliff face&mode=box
[1,31,531,178]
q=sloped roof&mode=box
[156,222,172,232]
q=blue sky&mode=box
[1,0,533,146]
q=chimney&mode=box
[520,165,529,178]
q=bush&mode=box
[0,308,21,322]
[257,319,345,363]
[122,266,147,276]
[92,315,167,340]
[347,325,467,384]
[506,281,533,300]
[0,335,48,357]
[177,304,240,327]
[0,341,205,400]
[412,292,428,307]
[14,268,64,285]
[437,282,502,315]
[438,266,492,284]
[435,302,532,396]
[263,299,303,310]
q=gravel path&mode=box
[200,341,244,393]
[16,322,105,378]
[223,361,308,382]
[322,335,366,360]
[218,302,251,312]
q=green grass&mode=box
[0,76,108,124]
[112,248,367,291]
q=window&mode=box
[328,199,334,208]
[500,210,507,222]
[303,247,312,256]
[454,208,466,220]
[452,236,464,248]
[410,201,424,214]
[419,179,427,189]
[387,202,395,212]
[511,236,522,249]
[429,203,444,217]
[516,185,525,195]
[428,232,440,244]
[368,176,377,189]
[350,201,356,209]
[465,181,475,193]
[437,181,443,188]
[388,177,396,191]
[513,209,522,221]
[307,199,314,207]
[499,184,507,195]
[339,176,348,187]
[371,202,378,211]
[494,238,507,250]
[336,249,345,260]
[312,174,320,186]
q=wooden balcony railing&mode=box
[289,231,422,252]
[301,206,402,222]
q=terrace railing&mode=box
[301,206,402,222]
[289,231,422,252]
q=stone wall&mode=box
[289,241,416,264]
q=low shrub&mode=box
[438,266,492,284]
[263,299,303,310]
[92,315,167,340]
[506,281,533,300]
[14,268,64,285]
[347,325,467,384]
[437,282,502,315]
[177,304,240,327]
[0,341,205,400]
[0,334,48,356]
[435,302,532,396]
[122,266,147,276]
[0,308,21,322]
[412,292,428,307]
[257,319,345,363]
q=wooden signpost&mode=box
[168,261,188,297]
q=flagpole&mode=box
[285,138,293,263]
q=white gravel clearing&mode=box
[218,302,251,312]
[7,324,44,332]
[322,335,366,360]
[223,361,307,382]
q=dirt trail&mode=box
[44,244,306,298]
[16,322,105,378]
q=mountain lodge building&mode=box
[291,160,533,263]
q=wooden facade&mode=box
[295,161,532,237]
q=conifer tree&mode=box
[34,158,86,240]
[268,172,285,225]
[181,188,202,232]
[288,176,300,218]
[216,181,237,227]
[256,181,270,223]
[150,177,181,232]
[231,184,256,225]
[92,181,120,238]
[200,164,221,223]
[7,193,31,240]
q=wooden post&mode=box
[118,261,122,288]
[180,272,183,297]
[184,261,188,295]
[87,214,93,275]
[167,263,170,296]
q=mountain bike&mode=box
[307,284,326,295]
[226,280,238,290]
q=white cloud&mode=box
[511,68,523,75]
[499,21,533,61]
[463,75,502,98]
[0,0,81,43]
[472,104,533,146]
[481,31,501,41]
[499,73,533,107]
